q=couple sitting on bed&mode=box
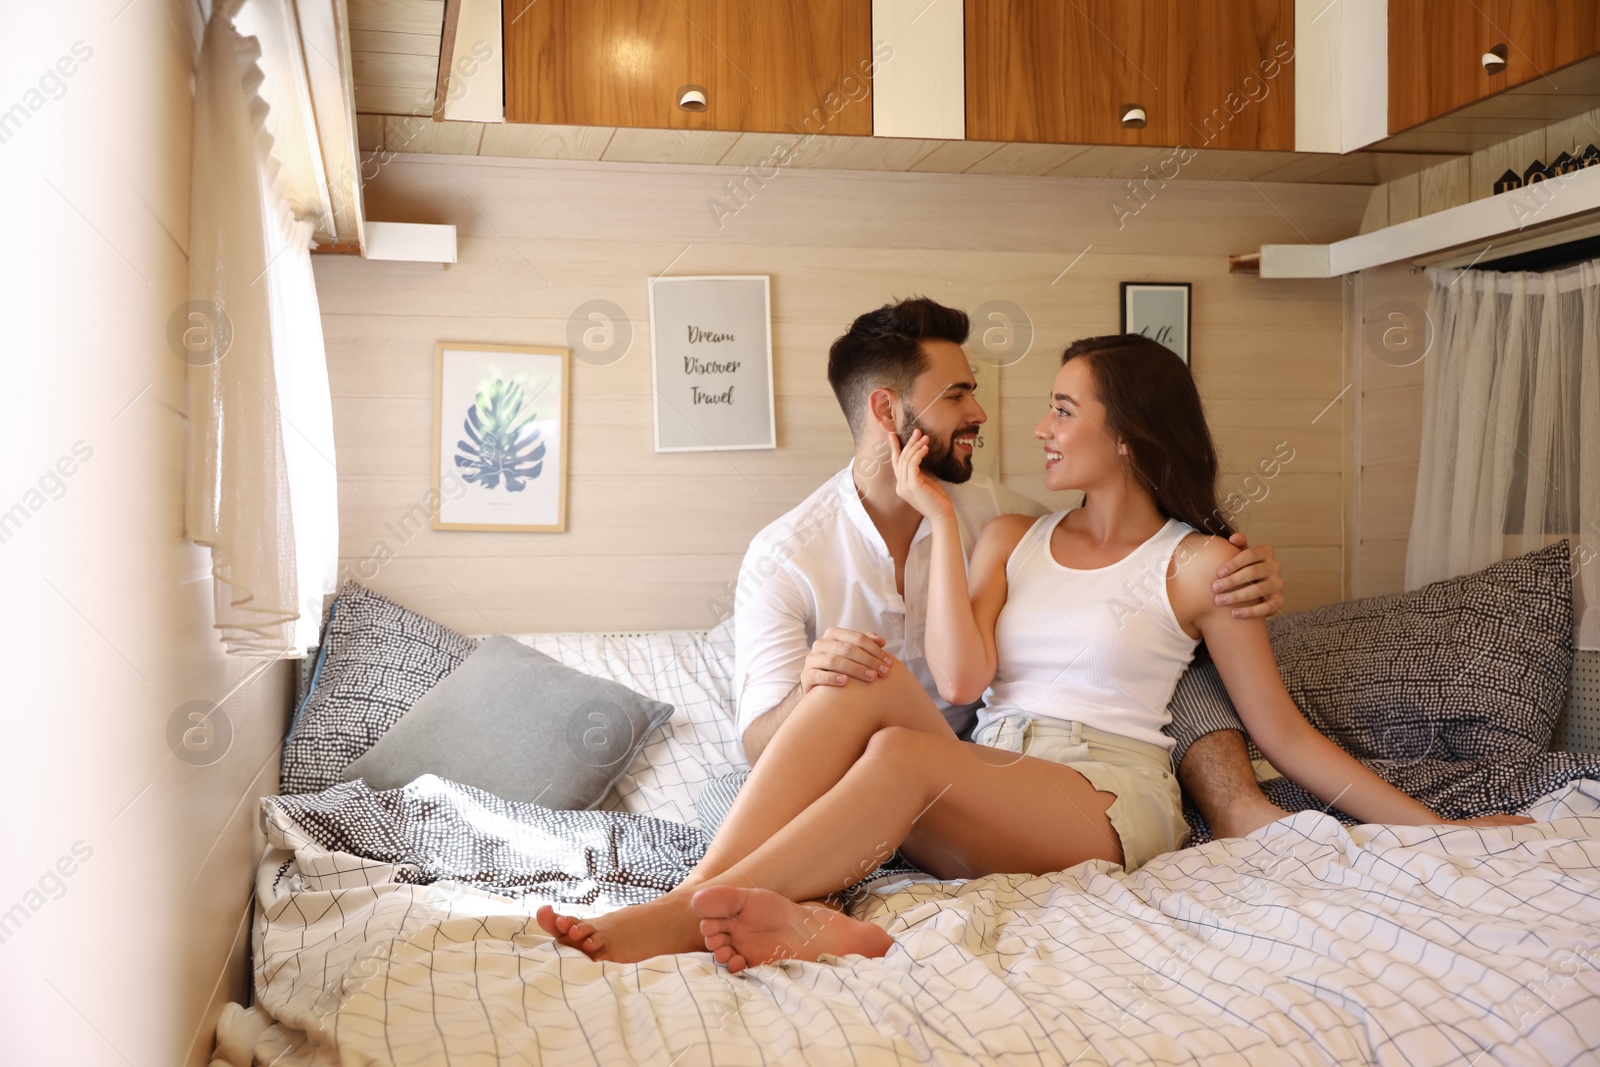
[537,297,1529,970]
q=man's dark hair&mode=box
[827,297,970,438]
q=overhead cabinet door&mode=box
[503,0,874,135]
[966,0,1292,150]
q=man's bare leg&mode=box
[1178,730,1289,839]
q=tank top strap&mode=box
[1004,510,1071,581]
[1154,516,1196,553]
[1146,517,1200,585]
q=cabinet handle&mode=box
[677,85,708,111]
[1120,104,1147,129]
[1481,45,1508,74]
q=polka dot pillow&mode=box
[281,582,476,795]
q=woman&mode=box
[538,334,1527,971]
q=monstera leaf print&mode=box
[454,379,546,491]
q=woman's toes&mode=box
[535,906,611,956]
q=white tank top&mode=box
[977,509,1201,750]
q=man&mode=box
[729,297,1290,840]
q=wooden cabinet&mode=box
[1172,0,1294,151]
[966,0,1293,150]
[503,0,874,136]
[1389,0,1600,133]
[1500,1,1600,87]
[966,0,1175,146]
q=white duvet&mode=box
[244,780,1600,1066]
[235,624,1600,1065]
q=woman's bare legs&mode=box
[685,661,960,890]
[539,659,959,949]
[538,660,953,954]
[536,672,1123,965]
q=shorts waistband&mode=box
[977,712,1171,765]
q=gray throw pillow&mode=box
[341,635,675,808]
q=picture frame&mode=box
[1120,282,1192,364]
[649,275,776,452]
[432,342,570,532]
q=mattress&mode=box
[239,625,1600,1066]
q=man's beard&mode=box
[898,411,978,483]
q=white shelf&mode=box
[1261,164,1600,277]
[363,221,458,263]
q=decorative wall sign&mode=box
[1493,144,1600,194]
[433,343,569,532]
[1120,282,1192,364]
[649,275,776,452]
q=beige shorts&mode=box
[971,712,1190,872]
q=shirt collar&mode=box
[835,463,884,550]
[835,461,948,553]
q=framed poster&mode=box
[433,342,570,532]
[649,275,776,452]
[1120,282,1192,364]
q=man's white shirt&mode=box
[732,463,1050,738]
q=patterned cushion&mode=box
[1170,541,1577,837]
[280,581,477,795]
[1273,540,1572,759]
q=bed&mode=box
[218,552,1600,1067]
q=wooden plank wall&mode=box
[1348,259,1433,597]
[315,153,1370,633]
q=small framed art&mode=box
[433,342,570,532]
[648,275,776,452]
[1120,282,1192,364]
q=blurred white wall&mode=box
[0,2,292,1063]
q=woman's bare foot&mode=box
[692,885,892,974]
[535,892,703,963]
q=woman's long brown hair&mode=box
[1061,334,1235,539]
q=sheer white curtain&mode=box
[1407,262,1600,650]
[186,0,339,656]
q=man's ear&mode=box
[866,387,899,434]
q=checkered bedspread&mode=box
[246,624,1600,1065]
[252,780,1600,1065]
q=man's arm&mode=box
[741,627,892,766]
[731,542,893,766]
